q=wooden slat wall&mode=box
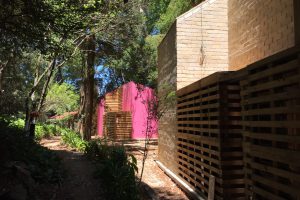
[104,111,132,140]
[241,48,300,200]
[177,72,244,200]
[105,87,123,112]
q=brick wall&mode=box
[176,0,229,89]
[228,0,295,71]
[157,23,178,173]
[157,0,229,176]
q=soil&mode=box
[40,136,105,200]
[123,140,189,200]
[40,137,189,200]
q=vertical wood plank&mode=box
[208,175,215,200]
[294,0,300,46]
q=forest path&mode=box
[40,136,105,200]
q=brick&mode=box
[228,0,295,70]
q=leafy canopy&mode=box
[44,83,79,115]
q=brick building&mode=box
[157,0,298,198]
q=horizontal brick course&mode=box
[157,23,178,173]
[228,0,295,70]
[176,0,228,89]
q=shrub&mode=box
[0,118,64,183]
[35,123,63,140]
[61,129,87,152]
[8,117,25,129]
[0,116,65,141]
[85,141,139,200]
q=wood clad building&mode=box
[157,0,299,198]
[97,82,158,140]
[241,47,300,200]
[177,72,244,199]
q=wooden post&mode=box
[294,0,300,46]
[208,175,215,200]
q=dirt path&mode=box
[40,136,105,200]
[123,141,189,200]
[40,137,189,200]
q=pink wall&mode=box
[97,99,105,137]
[122,82,158,139]
[97,82,158,139]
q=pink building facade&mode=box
[97,82,158,140]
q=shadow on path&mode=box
[122,140,190,200]
[41,137,105,200]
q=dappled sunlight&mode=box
[124,140,189,200]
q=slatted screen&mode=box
[104,111,132,140]
[105,88,123,112]
[177,72,244,200]
[241,48,300,200]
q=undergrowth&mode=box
[0,117,64,184]
[1,116,140,199]
[85,140,139,200]
[1,116,63,140]
[60,129,88,152]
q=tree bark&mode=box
[24,88,37,132]
[37,58,56,112]
[24,57,54,131]
[81,34,96,141]
[0,59,11,95]
[0,65,5,94]
[24,56,41,131]
[78,83,86,134]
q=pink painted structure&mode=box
[97,82,158,139]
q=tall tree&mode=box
[74,0,145,140]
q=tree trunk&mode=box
[0,65,4,94]
[37,59,56,113]
[24,89,37,132]
[78,84,86,134]
[24,58,41,132]
[0,59,11,95]
[56,64,63,84]
[81,34,96,141]
[24,56,54,131]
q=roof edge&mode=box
[176,0,218,22]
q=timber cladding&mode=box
[176,72,244,199]
[176,47,300,199]
[104,111,132,140]
[241,47,300,200]
[104,88,122,112]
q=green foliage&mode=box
[1,0,78,54]
[0,117,64,183]
[84,139,105,159]
[7,118,25,129]
[2,116,63,141]
[44,83,79,115]
[155,0,191,33]
[35,123,63,141]
[146,0,204,34]
[85,140,139,200]
[61,129,88,152]
[144,0,171,33]
[0,52,48,114]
